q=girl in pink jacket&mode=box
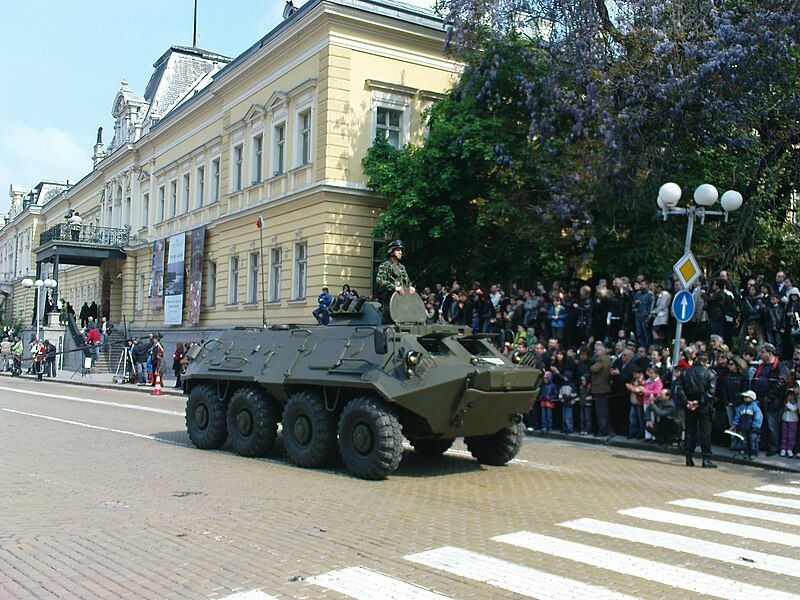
[643,365,663,441]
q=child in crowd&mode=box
[626,369,645,439]
[781,389,798,458]
[577,374,593,435]
[732,390,763,460]
[548,297,566,342]
[539,372,557,433]
[558,383,576,434]
[642,365,664,441]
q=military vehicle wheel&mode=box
[465,421,524,466]
[186,384,228,449]
[338,396,403,480]
[409,438,454,457]
[227,386,280,457]
[282,390,338,468]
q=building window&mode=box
[233,144,243,191]
[157,186,165,222]
[269,247,282,302]
[182,173,190,214]
[208,262,217,307]
[273,124,285,175]
[228,256,239,304]
[252,135,263,183]
[375,107,403,148]
[293,242,307,300]
[142,193,149,227]
[137,274,145,311]
[247,252,259,304]
[124,197,132,227]
[211,159,220,202]
[196,166,204,208]
[298,111,311,166]
[169,180,177,218]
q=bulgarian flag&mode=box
[256,215,265,229]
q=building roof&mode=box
[150,0,445,133]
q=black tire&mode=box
[409,438,454,457]
[338,396,403,480]
[282,390,338,468]
[465,421,525,466]
[186,383,228,449]
[227,386,280,457]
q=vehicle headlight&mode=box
[405,350,421,367]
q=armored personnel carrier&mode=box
[182,292,540,479]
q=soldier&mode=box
[376,240,415,321]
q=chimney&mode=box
[93,126,106,168]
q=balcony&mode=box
[36,224,129,267]
[39,224,129,247]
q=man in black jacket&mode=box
[681,354,718,468]
[752,343,789,456]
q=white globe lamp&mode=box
[34,279,44,288]
[21,278,34,288]
[720,190,743,212]
[658,182,682,207]
[693,183,718,207]
[43,278,57,288]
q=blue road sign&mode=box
[672,289,695,323]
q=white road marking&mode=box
[494,531,800,600]
[560,517,800,578]
[402,442,571,472]
[618,507,800,548]
[0,385,183,416]
[219,591,277,600]
[1,408,188,446]
[670,498,800,528]
[756,484,800,496]
[405,546,637,600]
[308,566,451,599]
[717,490,800,510]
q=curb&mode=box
[0,372,184,397]
[526,430,800,474]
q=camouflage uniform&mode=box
[376,259,411,322]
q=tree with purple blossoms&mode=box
[366,0,800,283]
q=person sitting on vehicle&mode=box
[313,287,333,325]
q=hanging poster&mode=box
[164,233,186,325]
[148,239,165,310]
[187,226,206,325]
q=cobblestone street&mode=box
[2,378,800,599]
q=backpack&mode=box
[738,408,754,434]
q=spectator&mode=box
[577,374,593,435]
[785,288,800,349]
[646,388,682,449]
[650,283,671,342]
[559,382,576,434]
[632,280,653,348]
[781,389,798,457]
[642,365,664,441]
[539,372,557,433]
[172,342,185,388]
[45,340,57,377]
[85,325,101,363]
[732,390,763,460]
[79,302,90,329]
[0,337,11,371]
[67,210,82,241]
[313,287,333,325]
[625,368,646,440]
[752,343,789,456]
[590,342,612,437]
[131,337,148,386]
[761,293,785,356]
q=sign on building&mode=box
[164,233,186,325]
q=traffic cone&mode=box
[152,372,163,396]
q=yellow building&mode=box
[1,0,457,336]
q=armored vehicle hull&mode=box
[182,294,540,479]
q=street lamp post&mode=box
[657,183,744,370]
[22,277,58,341]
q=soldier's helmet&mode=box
[386,239,404,256]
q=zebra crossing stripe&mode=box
[404,546,637,600]
[494,531,800,600]
[308,566,451,599]
[756,485,800,496]
[669,498,800,528]
[559,518,800,578]
[717,490,800,510]
[619,507,800,548]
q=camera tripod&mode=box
[113,345,137,384]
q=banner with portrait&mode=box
[164,233,186,325]
[187,226,206,325]
[148,239,165,310]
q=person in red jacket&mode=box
[85,326,101,363]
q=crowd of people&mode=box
[417,270,800,464]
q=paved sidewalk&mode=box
[0,370,184,397]
[526,429,800,473]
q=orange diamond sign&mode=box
[673,252,701,289]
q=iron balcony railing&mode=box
[39,224,129,248]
